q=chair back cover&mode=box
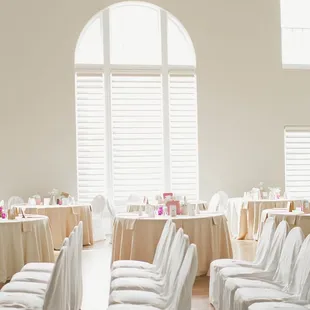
[77,222,83,309]
[218,191,229,213]
[161,228,184,277]
[44,241,69,310]
[68,230,76,310]
[208,193,221,212]
[164,234,189,293]
[169,244,198,310]
[91,195,106,215]
[158,223,176,275]
[152,220,172,265]
[7,196,24,209]
[253,217,276,268]
[106,199,116,219]
[287,234,310,299]
[127,194,142,203]
[273,227,304,286]
[264,221,289,272]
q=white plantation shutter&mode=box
[285,126,310,199]
[169,74,198,200]
[111,74,164,201]
[76,73,105,203]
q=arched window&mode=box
[75,2,198,204]
[281,0,310,68]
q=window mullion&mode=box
[102,9,113,203]
[161,10,171,192]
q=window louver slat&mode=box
[111,74,164,201]
[169,74,198,200]
[285,126,310,199]
[76,73,105,203]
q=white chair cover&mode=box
[249,302,309,310]
[234,234,310,310]
[208,193,221,212]
[7,196,24,209]
[222,225,304,310]
[77,221,83,310]
[109,231,189,306]
[218,191,229,213]
[110,226,180,281]
[209,217,276,308]
[91,195,106,241]
[112,220,173,271]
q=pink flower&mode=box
[1,213,6,219]
[0,207,3,212]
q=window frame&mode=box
[75,4,198,204]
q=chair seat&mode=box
[234,287,294,310]
[111,277,163,293]
[21,263,54,273]
[112,260,154,271]
[0,292,44,309]
[11,271,51,284]
[109,290,166,308]
[108,305,160,310]
[111,268,160,281]
[249,302,309,310]
[1,281,48,296]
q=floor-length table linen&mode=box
[0,216,54,283]
[112,212,232,276]
[13,205,93,249]
[260,210,310,237]
[227,198,304,240]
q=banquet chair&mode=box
[107,244,198,310]
[249,302,310,310]
[111,227,185,281]
[209,217,276,309]
[109,231,190,306]
[7,196,24,209]
[112,220,174,271]
[208,193,221,212]
[233,234,310,310]
[110,230,188,293]
[91,195,106,242]
[0,240,69,310]
[218,190,229,213]
[222,225,304,310]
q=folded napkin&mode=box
[212,215,222,225]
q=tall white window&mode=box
[75,2,198,204]
[281,0,310,68]
[285,126,310,199]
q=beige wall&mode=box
[0,0,309,201]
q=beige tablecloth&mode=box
[227,198,304,240]
[0,215,54,283]
[13,205,93,249]
[260,210,310,237]
[127,200,208,213]
[112,212,232,276]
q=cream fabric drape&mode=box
[227,198,304,240]
[0,216,54,283]
[112,212,232,276]
[13,205,93,249]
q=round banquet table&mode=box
[0,215,54,283]
[127,200,208,213]
[13,205,94,249]
[259,209,310,237]
[227,198,305,240]
[112,212,232,276]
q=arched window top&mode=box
[75,2,196,67]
